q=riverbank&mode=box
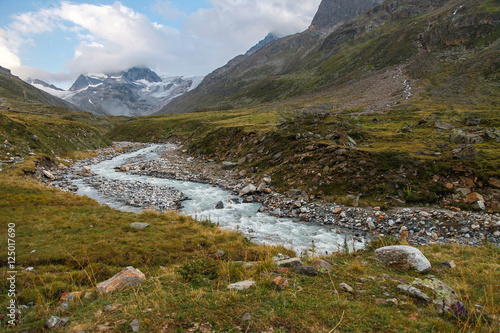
[3,142,499,332]
[39,142,500,248]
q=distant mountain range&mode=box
[25,31,284,117]
[27,67,203,117]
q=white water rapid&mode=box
[74,144,367,255]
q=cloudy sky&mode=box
[0,0,321,88]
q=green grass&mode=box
[0,99,114,159]
[0,166,498,332]
[108,107,282,143]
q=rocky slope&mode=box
[310,0,384,30]
[29,67,203,117]
[159,0,499,114]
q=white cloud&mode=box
[2,0,322,85]
[0,29,22,68]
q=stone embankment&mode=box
[38,143,500,247]
[127,145,500,247]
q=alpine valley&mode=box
[1,0,500,332]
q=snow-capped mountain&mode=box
[27,67,203,116]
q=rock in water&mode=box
[96,266,146,294]
[374,245,431,273]
[215,201,224,209]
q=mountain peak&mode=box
[123,67,162,83]
[26,78,64,91]
[244,32,283,56]
[69,74,104,91]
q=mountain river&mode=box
[71,144,367,255]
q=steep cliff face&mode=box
[159,0,499,114]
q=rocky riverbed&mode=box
[40,142,500,248]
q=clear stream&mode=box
[74,144,366,255]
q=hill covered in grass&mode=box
[0,67,82,112]
[0,66,122,162]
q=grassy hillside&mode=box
[0,67,81,112]
[0,162,498,332]
[109,97,500,210]
[0,99,115,161]
[0,66,121,161]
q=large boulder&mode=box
[239,184,257,196]
[375,245,431,273]
[96,266,146,294]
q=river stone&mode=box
[288,189,303,197]
[222,161,238,170]
[43,170,55,180]
[227,280,256,291]
[397,284,431,303]
[489,178,500,189]
[215,201,224,209]
[276,258,303,268]
[374,245,431,273]
[130,222,149,230]
[96,266,146,294]
[239,184,257,196]
[466,192,484,204]
[472,201,485,211]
